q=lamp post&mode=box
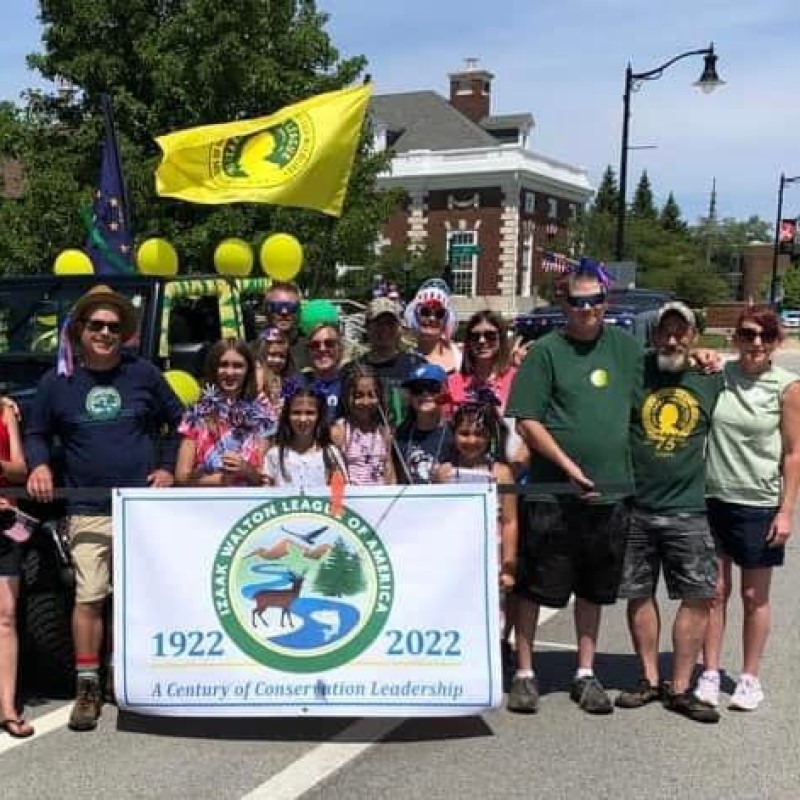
[769,174,800,306]
[615,44,725,262]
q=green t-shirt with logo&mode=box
[631,354,722,513]
[507,325,643,502]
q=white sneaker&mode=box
[730,674,764,711]
[694,670,721,707]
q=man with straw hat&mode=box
[25,284,184,732]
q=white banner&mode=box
[113,485,501,717]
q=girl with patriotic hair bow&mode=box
[405,279,462,375]
[176,339,276,487]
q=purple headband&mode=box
[573,257,613,290]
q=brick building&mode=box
[372,58,593,315]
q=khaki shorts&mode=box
[68,515,113,603]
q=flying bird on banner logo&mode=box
[154,83,372,217]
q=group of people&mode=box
[0,261,795,738]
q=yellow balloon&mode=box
[136,238,179,276]
[53,249,94,275]
[259,233,303,281]
[214,238,254,277]
[163,370,201,407]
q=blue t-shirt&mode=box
[394,421,453,484]
[25,354,185,514]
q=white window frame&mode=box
[524,191,536,214]
[447,230,478,297]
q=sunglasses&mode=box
[267,300,300,315]
[468,329,499,344]
[407,380,442,396]
[736,327,778,344]
[417,305,446,321]
[84,319,122,335]
[309,338,339,352]
[566,293,606,308]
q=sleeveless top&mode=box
[342,422,388,486]
[706,361,798,506]
[0,418,10,488]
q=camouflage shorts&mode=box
[618,509,717,600]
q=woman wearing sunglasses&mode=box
[698,307,800,712]
[405,281,462,375]
[299,323,344,424]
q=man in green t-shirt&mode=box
[506,264,643,716]
[615,302,722,723]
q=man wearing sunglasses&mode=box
[25,285,184,732]
[506,263,642,716]
[264,281,309,371]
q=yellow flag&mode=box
[155,83,372,217]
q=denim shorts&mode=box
[706,498,784,569]
[618,509,717,600]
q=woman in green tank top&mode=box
[699,307,800,712]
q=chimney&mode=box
[448,57,494,124]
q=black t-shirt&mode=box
[394,421,453,484]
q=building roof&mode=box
[371,91,497,152]
[481,113,534,131]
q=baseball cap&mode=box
[366,297,402,322]
[656,301,696,329]
[402,363,448,387]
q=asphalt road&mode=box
[3,354,799,800]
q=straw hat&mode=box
[69,285,137,340]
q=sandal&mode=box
[1,718,34,738]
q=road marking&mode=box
[240,717,403,800]
[0,705,72,755]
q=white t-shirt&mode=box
[263,446,328,491]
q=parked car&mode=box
[781,309,800,330]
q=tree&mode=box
[780,266,800,308]
[2,0,393,288]
[592,165,619,216]
[313,538,365,597]
[660,192,684,232]
[631,170,657,219]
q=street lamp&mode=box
[615,44,725,262]
[769,173,800,306]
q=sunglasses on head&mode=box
[468,329,499,344]
[309,337,339,352]
[267,300,300,316]
[737,327,777,344]
[84,319,122,335]
[417,305,446,321]
[566,292,606,309]
[407,380,442,396]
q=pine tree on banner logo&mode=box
[82,94,135,275]
[155,83,372,217]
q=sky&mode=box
[2,0,798,225]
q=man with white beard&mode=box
[615,302,723,723]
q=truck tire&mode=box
[17,528,75,696]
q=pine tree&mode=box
[593,165,619,215]
[631,171,657,219]
[660,192,684,232]
[312,538,363,597]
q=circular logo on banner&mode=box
[211,116,315,189]
[590,369,609,388]
[212,498,394,673]
[85,386,122,421]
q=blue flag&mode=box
[84,94,134,274]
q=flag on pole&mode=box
[83,94,135,274]
[155,83,372,217]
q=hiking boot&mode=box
[615,678,662,709]
[570,675,613,715]
[68,677,103,732]
[694,670,721,708]
[507,675,539,714]
[664,689,720,723]
[729,675,764,712]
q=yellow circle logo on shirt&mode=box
[590,369,609,388]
